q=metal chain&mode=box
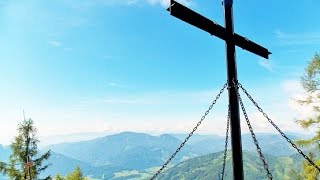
[150,82,228,180]
[221,105,230,180]
[237,81,320,172]
[234,81,273,179]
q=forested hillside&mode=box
[157,150,302,180]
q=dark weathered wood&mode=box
[167,1,226,41]
[167,1,271,59]
[224,1,244,179]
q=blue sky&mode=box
[0,0,319,145]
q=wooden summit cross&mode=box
[167,0,271,179]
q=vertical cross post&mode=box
[224,0,244,179]
[167,1,270,179]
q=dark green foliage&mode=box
[297,53,320,149]
[301,53,320,93]
[53,167,87,180]
[54,174,64,180]
[0,118,51,180]
[65,166,86,180]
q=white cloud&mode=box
[1,81,315,146]
[281,80,319,129]
[282,80,303,94]
[288,99,315,120]
[274,30,320,46]
[242,112,273,132]
[0,86,228,145]
[233,79,314,136]
[286,88,319,121]
[48,40,62,47]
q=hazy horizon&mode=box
[0,129,314,147]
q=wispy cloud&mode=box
[103,98,139,104]
[99,88,227,105]
[48,40,62,47]
[87,0,192,7]
[274,30,320,46]
[258,58,273,71]
[48,40,73,51]
[147,0,192,7]
[106,82,127,88]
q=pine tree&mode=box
[296,53,320,178]
[53,167,87,180]
[300,153,319,180]
[65,166,86,180]
[296,53,320,148]
[54,174,64,180]
[0,118,51,180]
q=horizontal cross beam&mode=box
[167,1,271,59]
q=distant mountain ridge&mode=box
[0,131,310,179]
[171,132,301,156]
[46,132,197,169]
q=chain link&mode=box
[233,81,273,179]
[221,105,230,180]
[150,82,228,180]
[237,81,320,172]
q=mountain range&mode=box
[45,132,197,169]
[0,131,310,179]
